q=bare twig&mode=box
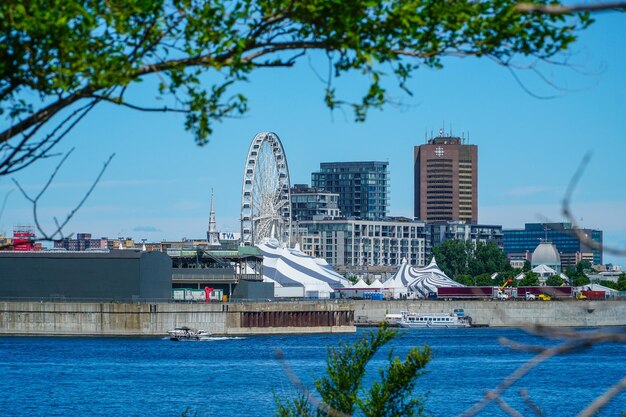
[0,98,100,176]
[519,388,545,417]
[562,153,626,255]
[493,396,525,417]
[9,151,115,245]
[577,375,626,417]
[498,337,547,353]
[459,328,626,417]
[0,189,14,227]
[516,2,626,14]
[505,64,559,100]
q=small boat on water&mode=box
[393,311,472,328]
[167,326,211,341]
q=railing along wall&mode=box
[241,310,354,327]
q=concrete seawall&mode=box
[0,301,356,336]
[352,299,626,327]
[0,300,624,336]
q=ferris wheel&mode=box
[241,132,291,246]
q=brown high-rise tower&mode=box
[414,130,477,223]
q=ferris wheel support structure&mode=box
[240,132,292,246]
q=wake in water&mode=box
[161,336,247,341]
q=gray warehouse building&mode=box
[0,250,172,301]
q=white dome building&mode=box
[531,242,561,274]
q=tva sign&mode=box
[220,232,241,240]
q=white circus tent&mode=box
[369,279,384,290]
[383,273,408,299]
[256,239,351,298]
[388,257,464,299]
[382,260,410,299]
[351,278,371,290]
[339,277,373,298]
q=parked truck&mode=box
[525,292,536,301]
[437,286,504,300]
[437,286,576,301]
[517,286,573,300]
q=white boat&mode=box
[395,311,471,328]
[167,326,211,341]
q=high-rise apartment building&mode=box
[297,218,429,269]
[312,161,389,220]
[430,222,503,248]
[291,184,341,221]
[414,130,477,223]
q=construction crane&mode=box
[499,279,513,291]
[495,279,514,301]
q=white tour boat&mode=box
[167,326,211,341]
[395,311,471,328]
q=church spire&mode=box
[207,189,220,247]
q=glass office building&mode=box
[503,223,602,266]
[311,161,389,220]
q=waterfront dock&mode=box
[0,299,624,336]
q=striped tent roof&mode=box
[256,239,350,292]
[390,257,464,298]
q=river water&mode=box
[0,328,624,416]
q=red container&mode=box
[518,286,573,299]
[581,290,605,301]
[437,286,494,299]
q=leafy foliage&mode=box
[431,239,473,279]
[0,0,593,174]
[598,280,618,290]
[519,271,540,286]
[432,240,510,281]
[565,260,593,287]
[572,274,591,287]
[545,275,564,286]
[275,326,431,417]
[576,260,592,275]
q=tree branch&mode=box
[515,2,626,14]
[0,99,99,176]
[9,150,115,245]
[91,95,190,113]
[0,88,93,145]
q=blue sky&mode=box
[1,12,624,265]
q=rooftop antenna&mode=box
[208,188,220,246]
[450,123,452,137]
